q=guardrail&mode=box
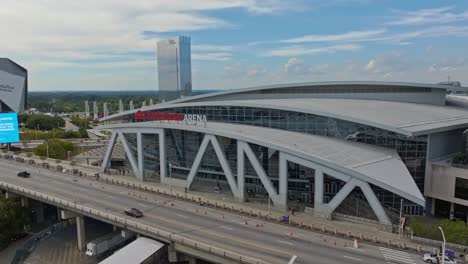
[0,182,267,264]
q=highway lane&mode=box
[0,159,426,264]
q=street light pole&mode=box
[438,226,446,264]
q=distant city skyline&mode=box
[2,0,468,91]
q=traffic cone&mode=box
[334,240,336,246]
[245,220,248,225]
[290,231,293,237]
[354,238,359,248]
[344,241,348,247]
[171,202,174,206]
[204,211,207,215]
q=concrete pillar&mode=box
[314,169,324,208]
[159,129,166,183]
[76,215,86,252]
[189,256,197,264]
[279,152,288,207]
[21,197,29,207]
[137,132,144,181]
[431,197,436,216]
[35,203,45,223]
[450,202,455,220]
[5,192,19,199]
[237,140,245,202]
[168,244,178,262]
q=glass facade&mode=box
[157,36,192,102]
[455,178,468,200]
[130,105,427,212]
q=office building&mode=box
[157,36,192,102]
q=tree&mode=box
[0,197,29,249]
[25,115,65,131]
[32,139,75,160]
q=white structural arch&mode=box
[98,121,425,225]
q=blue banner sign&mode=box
[0,113,20,144]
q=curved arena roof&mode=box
[102,81,468,136]
[98,121,425,206]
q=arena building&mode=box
[0,58,28,113]
[98,81,468,224]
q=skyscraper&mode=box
[157,36,192,102]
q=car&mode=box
[124,208,143,218]
[17,171,30,178]
[423,253,457,264]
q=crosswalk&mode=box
[379,247,416,264]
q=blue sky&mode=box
[3,0,468,91]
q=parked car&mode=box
[423,253,457,264]
[124,208,143,218]
[17,171,30,178]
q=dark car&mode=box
[17,171,30,178]
[124,208,143,218]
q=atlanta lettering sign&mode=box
[135,110,207,124]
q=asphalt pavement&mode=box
[0,159,426,264]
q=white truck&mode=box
[85,230,135,256]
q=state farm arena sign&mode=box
[135,110,207,124]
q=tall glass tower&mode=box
[157,36,192,102]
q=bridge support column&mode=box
[21,197,29,207]
[76,215,86,252]
[168,244,178,262]
[5,192,19,199]
[31,202,45,223]
[189,256,197,264]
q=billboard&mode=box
[0,113,20,144]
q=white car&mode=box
[423,253,457,264]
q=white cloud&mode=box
[0,0,301,74]
[364,52,412,77]
[193,53,232,61]
[261,44,362,57]
[388,6,468,26]
[192,45,233,51]
[284,58,311,75]
[281,29,386,43]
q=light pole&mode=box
[438,226,446,264]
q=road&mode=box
[0,159,426,264]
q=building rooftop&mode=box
[102,97,468,136]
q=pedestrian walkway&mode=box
[379,247,417,264]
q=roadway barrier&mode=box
[0,181,267,264]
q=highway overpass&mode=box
[0,158,426,264]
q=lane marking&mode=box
[220,226,234,231]
[346,247,365,252]
[78,188,88,192]
[343,256,362,262]
[278,240,294,246]
[137,203,148,208]
[176,214,189,219]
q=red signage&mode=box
[135,110,184,121]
